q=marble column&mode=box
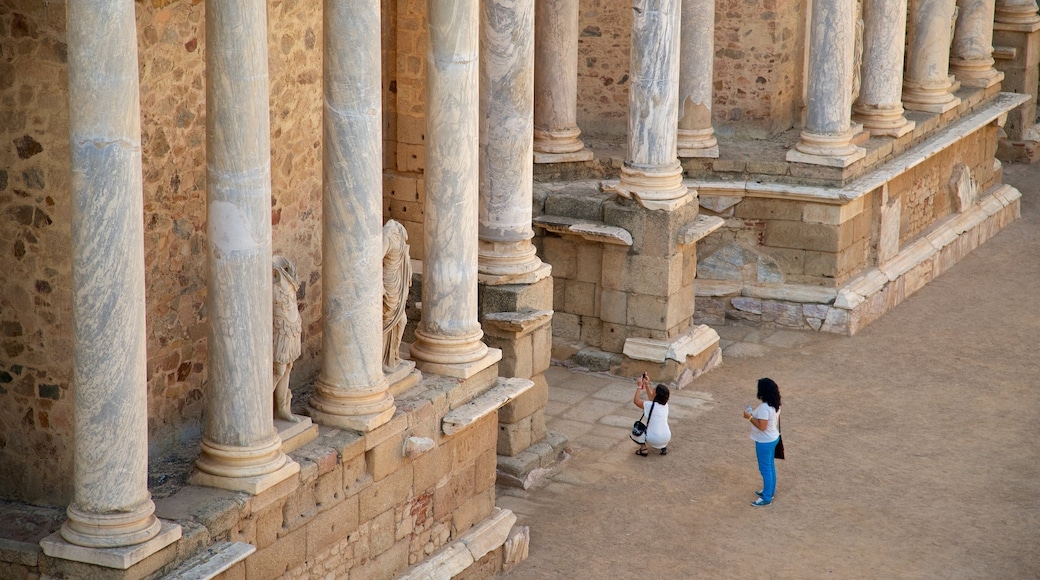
[676,0,719,158]
[995,0,1040,22]
[533,0,593,163]
[788,0,866,166]
[616,0,689,207]
[479,0,549,284]
[951,0,1004,86]
[59,0,165,551]
[194,0,296,494]
[307,0,396,431]
[853,0,916,137]
[903,0,962,112]
[411,0,490,367]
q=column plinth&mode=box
[904,0,962,112]
[788,0,865,166]
[853,0,915,137]
[951,0,1004,87]
[677,0,718,158]
[195,0,296,492]
[306,0,396,432]
[995,0,1040,23]
[415,0,492,371]
[533,0,593,163]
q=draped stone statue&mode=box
[273,255,303,423]
[382,220,412,372]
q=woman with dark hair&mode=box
[633,372,671,456]
[742,377,782,506]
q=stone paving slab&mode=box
[558,398,624,423]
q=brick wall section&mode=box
[0,0,326,505]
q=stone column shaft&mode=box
[788,0,865,166]
[62,0,160,549]
[853,0,916,136]
[617,0,689,206]
[533,0,593,162]
[412,0,489,365]
[951,0,1004,87]
[904,0,962,112]
[677,0,719,158]
[479,0,548,284]
[196,0,291,487]
[995,0,1040,22]
[307,0,395,431]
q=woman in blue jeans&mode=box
[742,377,781,506]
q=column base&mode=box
[477,239,549,284]
[613,161,690,210]
[411,326,490,365]
[308,405,397,432]
[275,416,318,453]
[190,458,299,495]
[677,127,719,158]
[903,81,961,113]
[478,261,552,286]
[533,149,594,164]
[414,346,502,379]
[853,103,916,137]
[41,520,182,570]
[950,59,1005,88]
[787,131,865,167]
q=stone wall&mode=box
[0,0,326,505]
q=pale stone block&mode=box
[461,507,516,561]
[763,220,841,252]
[820,307,851,334]
[497,418,533,456]
[541,236,577,279]
[880,238,936,282]
[499,374,548,424]
[162,541,255,580]
[742,283,838,304]
[599,289,627,324]
[564,280,597,317]
[40,521,181,571]
[698,194,744,214]
[732,297,762,314]
[371,508,397,554]
[532,325,553,375]
[412,442,453,493]
[694,279,742,296]
[553,312,581,340]
[481,310,553,339]
[359,465,413,522]
[802,202,844,225]
[761,301,803,327]
[734,197,803,221]
[367,431,407,481]
[877,198,901,264]
[575,243,603,283]
[677,215,725,245]
[442,378,534,436]
[623,325,720,363]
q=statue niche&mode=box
[273,255,303,423]
[382,220,412,373]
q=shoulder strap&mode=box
[646,402,655,423]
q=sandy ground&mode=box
[498,162,1040,579]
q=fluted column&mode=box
[853,0,916,137]
[479,0,549,284]
[951,0,1004,86]
[307,0,396,431]
[903,0,962,112]
[59,0,165,551]
[195,0,296,493]
[788,0,865,166]
[676,0,719,158]
[411,0,490,367]
[995,0,1040,22]
[616,0,689,208]
[533,0,593,163]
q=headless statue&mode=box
[273,255,302,422]
[382,220,412,371]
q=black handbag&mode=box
[774,418,785,460]
[630,402,656,443]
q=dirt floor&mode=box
[498,162,1040,579]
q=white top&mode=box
[750,402,780,443]
[642,401,671,449]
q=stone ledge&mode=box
[482,309,553,338]
[396,508,517,580]
[533,215,633,246]
[623,325,720,364]
[442,377,534,436]
[161,541,255,580]
[678,215,725,245]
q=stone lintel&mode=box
[532,215,634,246]
[678,215,725,245]
[785,146,867,168]
[40,520,181,571]
[533,149,595,164]
[189,459,300,496]
[742,283,838,304]
[623,325,720,364]
[482,309,554,337]
[478,262,552,286]
[442,378,534,436]
[275,416,319,454]
[677,145,720,158]
[415,347,502,379]
[162,541,255,580]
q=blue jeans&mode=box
[755,438,779,502]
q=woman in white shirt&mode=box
[633,373,671,456]
[742,377,782,506]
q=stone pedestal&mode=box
[57,0,180,561]
[308,0,396,432]
[993,0,1040,151]
[676,0,719,158]
[533,0,593,163]
[788,0,865,166]
[853,0,916,137]
[904,0,962,112]
[951,0,1004,87]
[195,0,297,493]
